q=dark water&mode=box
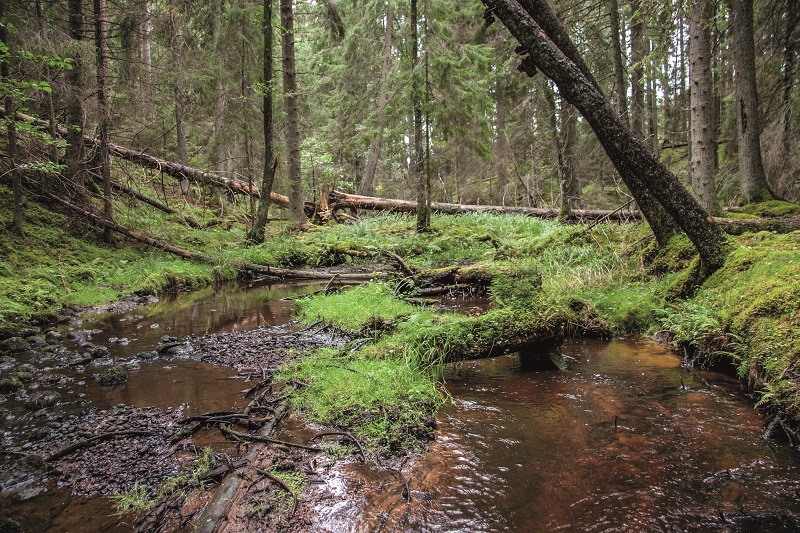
[313,337,800,532]
[4,283,800,532]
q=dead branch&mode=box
[46,430,161,462]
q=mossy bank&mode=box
[2,188,800,445]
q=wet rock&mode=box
[10,371,33,384]
[0,517,24,533]
[0,356,15,371]
[98,366,128,386]
[0,325,38,340]
[44,330,63,344]
[23,391,61,410]
[68,329,101,344]
[0,377,23,394]
[17,363,37,375]
[89,344,111,359]
[26,335,46,347]
[27,427,52,442]
[0,337,31,354]
[11,485,47,502]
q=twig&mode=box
[219,424,323,452]
[323,274,340,293]
[254,468,297,516]
[46,430,161,461]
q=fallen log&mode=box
[328,190,800,234]
[194,402,289,533]
[0,106,261,197]
[328,189,643,221]
[45,192,383,280]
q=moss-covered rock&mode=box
[99,365,128,386]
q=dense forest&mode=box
[1,0,797,220]
[2,0,800,531]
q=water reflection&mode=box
[312,337,800,532]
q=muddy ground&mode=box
[0,298,422,533]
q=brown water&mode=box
[312,337,800,532]
[5,284,800,532]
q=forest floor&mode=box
[2,187,800,531]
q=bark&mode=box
[361,2,394,196]
[280,0,307,225]
[689,0,720,214]
[629,0,646,140]
[560,101,581,211]
[248,0,277,243]
[647,44,659,156]
[66,0,87,199]
[169,1,189,194]
[781,0,798,178]
[94,0,114,243]
[1,6,23,235]
[607,0,628,122]
[328,190,641,220]
[494,79,510,204]
[211,0,226,171]
[411,0,428,232]
[141,0,153,118]
[482,0,730,274]
[730,0,774,203]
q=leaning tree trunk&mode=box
[248,0,277,243]
[94,0,114,244]
[482,0,730,276]
[730,0,774,203]
[280,0,307,226]
[689,0,720,214]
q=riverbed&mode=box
[2,281,799,531]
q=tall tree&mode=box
[1,4,24,234]
[360,1,394,196]
[482,0,730,277]
[248,0,276,243]
[689,0,720,213]
[65,0,87,200]
[412,0,429,231]
[281,0,306,225]
[607,0,628,122]
[94,0,114,243]
[168,0,190,194]
[730,0,774,203]
[629,0,646,140]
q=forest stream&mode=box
[2,281,800,532]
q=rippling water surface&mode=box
[313,337,800,532]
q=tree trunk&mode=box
[211,0,225,172]
[360,2,394,197]
[328,189,641,220]
[689,0,720,214]
[730,0,774,203]
[280,0,306,225]
[483,0,730,275]
[66,0,87,200]
[629,0,646,140]
[494,79,510,204]
[248,0,276,243]
[94,0,114,244]
[169,1,189,194]
[781,0,798,184]
[560,100,581,211]
[607,0,629,122]
[411,0,428,232]
[1,6,23,235]
[141,0,153,119]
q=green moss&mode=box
[738,200,800,218]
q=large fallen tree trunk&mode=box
[328,189,642,221]
[44,192,382,281]
[329,190,800,234]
